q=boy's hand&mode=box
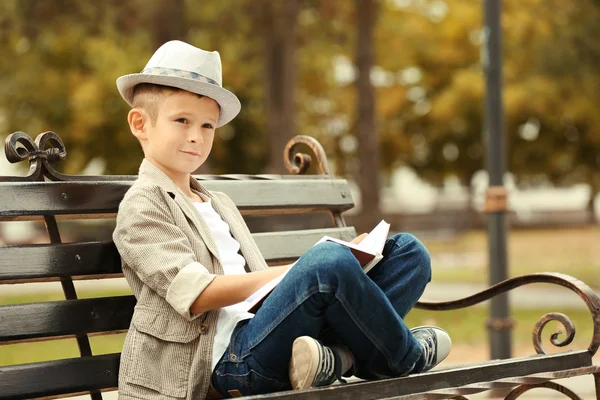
[350,233,368,244]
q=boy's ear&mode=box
[127,108,148,140]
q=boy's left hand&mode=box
[350,233,368,244]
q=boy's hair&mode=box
[131,83,206,125]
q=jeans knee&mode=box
[391,233,432,282]
[297,241,361,279]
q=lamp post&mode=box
[482,0,512,360]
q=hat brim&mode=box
[116,73,241,128]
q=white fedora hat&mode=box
[116,40,241,128]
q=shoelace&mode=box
[418,331,436,370]
[313,343,346,386]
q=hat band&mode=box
[141,67,220,87]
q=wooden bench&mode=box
[1,131,599,400]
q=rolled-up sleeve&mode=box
[113,189,216,320]
[166,261,214,319]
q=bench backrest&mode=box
[0,133,356,400]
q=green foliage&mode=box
[0,0,598,193]
[373,0,600,194]
[0,1,267,174]
[0,1,149,174]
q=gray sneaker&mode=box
[411,326,452,373]
[289,336,345,389]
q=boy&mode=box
[113,40,451,400]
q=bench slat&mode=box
[0,242,121,283]
[0,296,135,342]
[0,228,356,282]
[0,179,353,220]
[0,353,119,400]
[254,227,356,263]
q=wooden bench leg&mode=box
[595,373,600,400]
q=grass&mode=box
[422,226,600,288]
[405,307,595,349]
[0,334,127,366]
[0,286,133,305]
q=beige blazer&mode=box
[113,159,269,400]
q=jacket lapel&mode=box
[137,160,221,264]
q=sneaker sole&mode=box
[289,336,321,390]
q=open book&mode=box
[243,220,391,313]
[315,219,390,273]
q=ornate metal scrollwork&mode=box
[532,312,575,355]
[416,273,600,356]
[5,131,43,180]
[36,131,67,165]
[283,135,331,176]
[5,132,337,181]
[5,131,37,163]
[504,381,583,399]
[4,131,68,181]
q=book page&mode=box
[317,220,389,270]
[356,220,390,253]
[316,236,376,257]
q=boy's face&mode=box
[132,91,220,182]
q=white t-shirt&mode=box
[193,199,254,372]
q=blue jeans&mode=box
[211,233,431,397]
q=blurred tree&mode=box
[0,0,150,174]
[186,1,268,175]
[503,0,600,220]
[355,0,381,228]
[252,0,300,174]
[291,0,384,226]
[293,0,355,168]
[0,0,266,175]
[151,0,186,49]
[0,0,598,226]
[373,0,599,219]
[376,0,484,190]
